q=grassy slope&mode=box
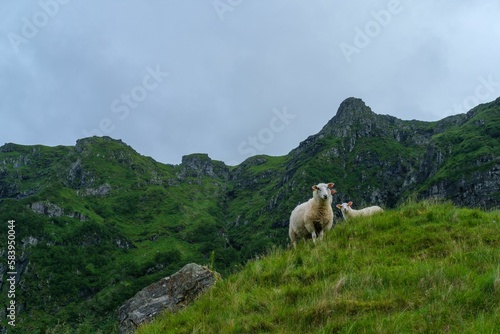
[137,201,500,334]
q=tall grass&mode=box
[137,200,500,334]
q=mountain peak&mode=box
[0,142,23,153]
[179,153,229,179]
[76,136,127,147]
[335,97,374,121]
[75,136,134,155]
[317,97,376,137]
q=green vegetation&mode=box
[0,138,237,333]
[423,103,500,188]
[138,201,500,334]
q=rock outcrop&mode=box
[177,153,230,180]
[28,201,89,221]
[118,263,219,334]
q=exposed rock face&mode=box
[178,153,230,180]
[30,201,64,217]
[79,183,111,196]
[28,201,89,221]
[424,162,500,208]
[118,263,219,334]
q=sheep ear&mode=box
[330,189,336,195]
[311,185,318,190]
[327,183,335,188]
[336,204,342,209]
[348,201,353,207]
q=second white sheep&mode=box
[336,201,383,221]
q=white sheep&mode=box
[336,201,383,220]
[289,183,335,247]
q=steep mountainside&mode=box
[0,96,499,332]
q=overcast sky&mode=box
[1,1,499,165]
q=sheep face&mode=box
[312,183,335,202]
[336,202,353,215]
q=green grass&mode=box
[137,200,500,334]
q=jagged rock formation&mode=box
[29,201,89,221]
[177,153,230,180]
[118,263,219,334]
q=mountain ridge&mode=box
[0,96,499,332]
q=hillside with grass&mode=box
[137,201,500,334]
[0,96,498,333]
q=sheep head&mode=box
[312,183,335,201]
[336,202,353,214]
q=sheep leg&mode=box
[289,231,297,248]
[305,221,317,243]
[311,231,317,243]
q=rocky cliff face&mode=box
[177,153,230,181]
[416,99,500,208]
[289,97,499,209]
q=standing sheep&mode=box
[336,201,383,221]
[289,183,335,247]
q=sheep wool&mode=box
[289,182,335,247]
